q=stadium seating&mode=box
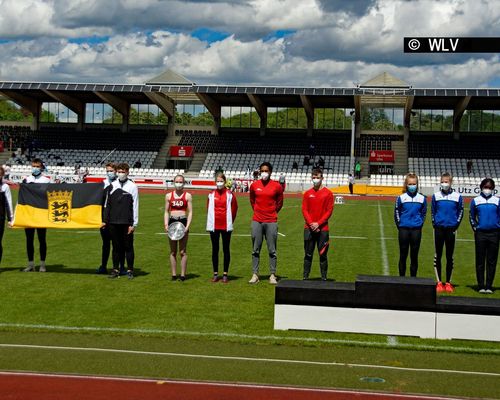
[409,134,500,159]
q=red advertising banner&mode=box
[369,150,394,163]
[170,146,194,157]
[0,141,4,152]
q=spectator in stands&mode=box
[249,162,284,285]
[318,156,325,169]
[206,173,238,283]
[394,173,427,277]
[105,163,139,280]
[279,174,286,191]
[469,178,500,294]
[432,173,464,293]
[303,156,310,166]
[133,160,142,169]
[467,159,473,175]
[97,163,117,275]
[302,168,334,281]
[309,143,315,159]
[0,166,14,267]
[348,174,355,195]
[164,174,192,281]
[355,161,362,179]
[292,161,298,171]
[23,158,51,272]
[2,164,10,181]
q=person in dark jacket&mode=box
[431,172,464,293]
[103,163,139,279]
[394,173,427,277]
[469,178,500,294]
[0,166,14,266]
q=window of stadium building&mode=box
[410,109,453,131]
[264,107,307,129]
[175,104,213,126]
[314,108,353,130]
[84,103,123,124]
[130,104,165,125]
[460,110,500,132]
[220,106,260,128]
[361,107,404,131]
[41,102,78,123]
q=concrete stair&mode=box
[392,140,408,175]
[187,153,207,173]
[152,135,181,169]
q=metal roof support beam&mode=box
[197,93,221,134]
[247,94,267,136]
[0,90,41,130]
[144,92,174,118]
[94,91,130,132]
[300,95,314,137]
[453,96,471,138]
[42,90,85,131]
[353,95,361,137]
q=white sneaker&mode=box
[269,274,278,285]
[485,289,493,294]
[479,288,487,294]
[248,274,259,284]
[23,265,34,272]
[39,265,46,272]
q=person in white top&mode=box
[0,166,14,266]
[23,158,51,272]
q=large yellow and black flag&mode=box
[13,183,103,229]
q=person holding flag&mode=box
[0,166,14,266]
[431,172,463,293]
[23,158,50,272]
[302,168,334,280]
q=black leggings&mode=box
[25,228,47,262]
[434,227,456,282]
[109,224,134,271]
[100,226,111,268]
[398,227,422,277]
[474,230,499,290]
[0,219,4,263]
[303,229,330,279]
[209,230,232,274]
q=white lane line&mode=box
[154,232,252,237]
[332,235,367,240]
[0,323,499,355]
[278,232,286,237]
[0,371,456,399]
[1,343,499,378]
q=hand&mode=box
[100,223,106,228]
[128,226,135,235]
[7,221,13,228]
[164,223,169,232]
[184,225,190,233]
[310,222,319,232]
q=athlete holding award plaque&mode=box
[165,174,192,281]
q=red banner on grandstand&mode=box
[369,150,394,163]
[0,141,4,152]
[170,146,194,157]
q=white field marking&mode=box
[52,231,145,235]
[332,235,367,240]
[154,232,252,237]
[1,323,499,355]
[278,232,286,237]
[378,202,395,346]
[0,371,455,400]
[1,343,499,378]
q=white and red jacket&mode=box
[206,189,238,232]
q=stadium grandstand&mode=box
[1,70,500,192]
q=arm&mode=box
[431,194,436,227]
[469,199,477,231]
[394,196,401,227]
[231,193,238,222]
[164,193,171,230]
[456,195,464,228]
[302,193,313,227]
[4,185,14,226]
[421,195,427,226]
[185,193,193,231]
[131,183,139,228]
[275,184,284,213]
[249,184,255,210]
[317,191,334,227]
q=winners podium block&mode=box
[274,275,500,342]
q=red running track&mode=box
[0,372,453,400]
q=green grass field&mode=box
[1,190,500,398]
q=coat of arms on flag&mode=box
[47,190,73,224]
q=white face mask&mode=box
[174,182,184,190]
[260,172,270,180]
[117,172,128,182]
[216,181,225,189]
[440,183,450,191]
[483,188,493,196]
[312,178,321,186]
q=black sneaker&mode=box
[127,271,134,280]
[96,266,107,275]
[108,270,120,279]
[171,275,177,281]
[179,276,186,282]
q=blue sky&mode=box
[0,0,499,88]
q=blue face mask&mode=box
[32,167,41,176]
[407,184,417,193]
[107,171,117,181]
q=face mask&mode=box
[440,183,450,191]
[174,182,184,190]
[117,172,128,182]
[216,181,225,189]
[407,184,417,193]
[107,171,117,181]
[32,167,41,176]
[312,178,321,186]
[260,172,270,180]
[483,188,493,196]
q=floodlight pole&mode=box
[350,111,355,175]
